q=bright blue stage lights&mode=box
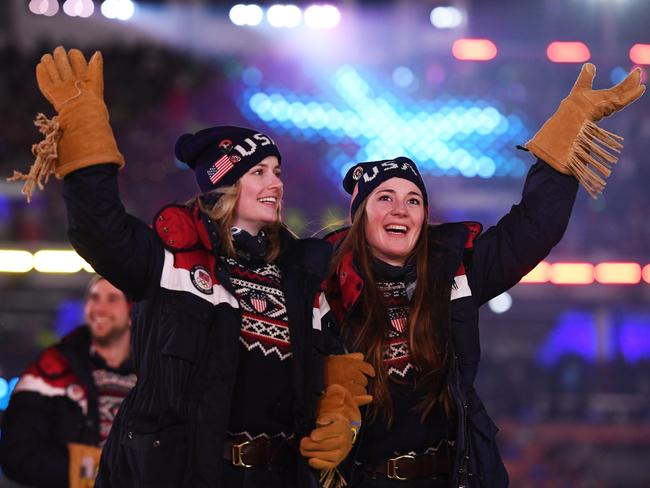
[538,311,598,367]
[393,66,415,88]
[610,66,629,85]
[0,377,19,411]
[619,315,650,363]
[538,312,650,367]
[240,66,531,182]
[242,67,263,86]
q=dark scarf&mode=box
[371,257,417,301]
[231,227,268,266]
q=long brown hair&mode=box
[330,199,453,425]
[197,182,283,262]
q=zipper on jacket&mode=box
[450,354,470,488]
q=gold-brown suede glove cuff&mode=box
[8,46,124,202]
[525,63,645,198]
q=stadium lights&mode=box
[520,261,647,285]
[547,41,590,63]
[229,4,264,26]
[551,263,595,285]
[229,4,340,29]
[28,0,59,16]
[452,39,498,61]
[304,5,340,29]
[630,44,650,65]
[0,249,647,283]
[430,6,463,29]
[63,0,94,17]
[595,263,642,284]
[644,265,650,284]
[0,249,95,273]
[100,0,135,21]
[33,250,90,273]
[488,292,512,314]
[520,261,552,283]
[0,250,34,273]
[267,4,302,28]
[392,66,414,88]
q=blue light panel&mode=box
[239,65,531,183]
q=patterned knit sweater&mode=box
[357,260,449,465]
[224,230,294,441]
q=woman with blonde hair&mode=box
[12,46,360,488]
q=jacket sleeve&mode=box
[62,164,164,301]
[0,391,69,488]
[468,158,579,307]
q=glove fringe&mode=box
[320,468,347,488]
[568,119,623,199]
[7,113,62,203]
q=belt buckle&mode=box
[231,440,253,468]
[386,454,415,480]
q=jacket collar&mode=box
[325,222,476,319]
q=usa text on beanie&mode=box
[342,157,428,219]
[175,126,281,194]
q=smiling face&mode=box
[84,278,131,347]
[233,156,283,235]
[362,178,426,267]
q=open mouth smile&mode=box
[384,224,408,235]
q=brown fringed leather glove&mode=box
[324,352,375,406]
[300,384,361,470]
[525,63,645,198]
[8,46,124,201]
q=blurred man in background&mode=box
[0,276,136,488]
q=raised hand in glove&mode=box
[525,63,645,198]
[324,352,375,406]
[9,46,124,201]
[300,384,361,470]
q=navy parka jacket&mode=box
[61,164,332,488]
[323,160,578,488]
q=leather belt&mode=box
[223,435,295,468]
[366,443,453,481]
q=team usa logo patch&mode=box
[352,166,364,181]
[190,265,214,294]
[250,293,268,313]
[66,383,86,402]
[390,315,407,333]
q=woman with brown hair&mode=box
[322,63,644,487]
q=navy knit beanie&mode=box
[343,157,428,219]
[175,126,281,193]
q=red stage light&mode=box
[452,39,497,61]
[546,42,590,63]
[630,44,650,65]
